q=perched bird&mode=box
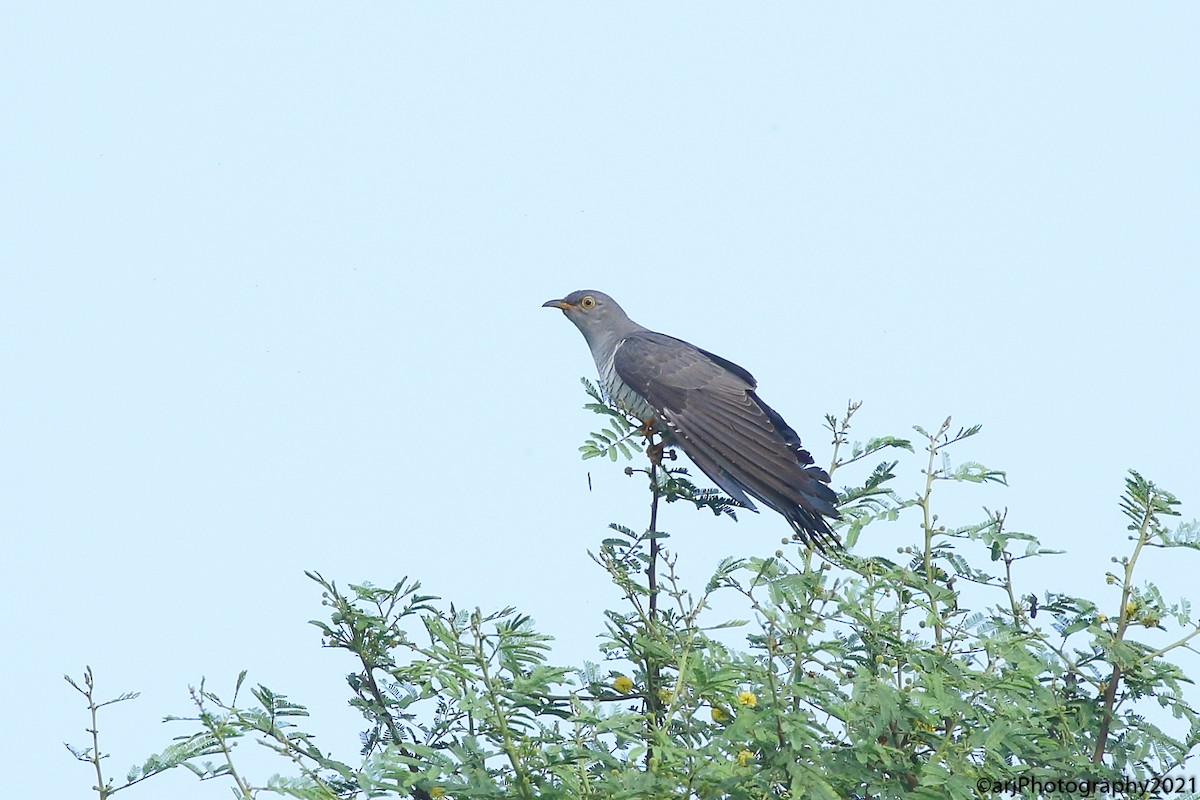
[543,290,841,552]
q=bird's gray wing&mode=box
[612,331,840,551]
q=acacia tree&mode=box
[69,392,1200,799]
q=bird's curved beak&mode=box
[542,298,572,310]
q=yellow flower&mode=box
[737,691,758,708]
[430,788,446,799]
[736,749,754,766]
[1125,601,1137,617]
[613,675,634,694]
[657,687,673,704]
[710,706,729,723]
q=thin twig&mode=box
[1092,495,1157,764]
[645,432,663,766]
[351,620,433,800]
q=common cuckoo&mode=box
[543,290,841,552]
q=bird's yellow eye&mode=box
[580,295,597,310]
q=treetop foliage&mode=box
[68,395,1200,799]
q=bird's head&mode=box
[542,290,634,343]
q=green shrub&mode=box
[68,396,1200,799]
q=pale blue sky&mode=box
[3,4,1198,797]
